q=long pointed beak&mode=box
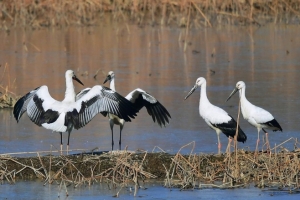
[103,75,111,84]
[73,75,84,86]
[184,85,197,100]
[226,88,239,102]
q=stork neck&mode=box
[63,75,76,102]
[239,87,247,103]
[110,78,116,91]
[200,82,210,105]
[238,86,253,119]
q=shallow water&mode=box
[1,24,299,156]
[1,22,300,198]
[0,181,299,200]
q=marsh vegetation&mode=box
[1,138,300,197]
[1,0,300,30]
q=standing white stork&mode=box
[184,77,247,154]
[226,81,282,152]
[13,70,138,154]
[98,71,171,151]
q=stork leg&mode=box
[60,132,63,155]
[226,137,233,154]
[110,120,114,151]
[119,124,124,150]
[67,130,71,155]
[255,129,260,155]
[262,128,270,152]
[217,132,221,154]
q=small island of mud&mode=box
[1,140,300,195]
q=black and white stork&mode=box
[92,71,172,151]
[13,70,138,154]
[185,77,247,154]
[226,81,282,152]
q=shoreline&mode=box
[1,148,299,190]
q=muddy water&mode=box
[0,24,300,157]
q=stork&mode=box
[98,71,171,151]
[13,70,138,154]
[226,81,282,152]
[184,77,247,154]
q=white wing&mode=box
[13,85,60,126]
[76,88,91,101]
[251,106,274,124]
[13,86,42,122]
[200,103,232,125]
[70,85,138,129]
[26,86,60,126]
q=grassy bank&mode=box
[1,139,300,195]
[1,0,300,29]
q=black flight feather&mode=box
[261,118,282,132]
[210,115,247,143]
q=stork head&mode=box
[236,81,246,90]
[66,70,84,86]
[103,71,115,84]
[184,77,206,100]
[226,81,245,102]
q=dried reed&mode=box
[0,63,18,108]
[0,149,157,197]
[1,0,300,28]
[164,138,300,192]
[1,139,300,194]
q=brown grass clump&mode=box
[0,63,18,108]
[1,139,300,195]
[1,0,300,29]
[164,139,300,192]
[0,149,158,197]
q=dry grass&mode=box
[164,139,300,192]
[1,138,300,196]
[0,149,157,197]
[0,63,18,108]
[0,0,300,29]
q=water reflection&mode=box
[0,24,299,155]
[0,181,299,200]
